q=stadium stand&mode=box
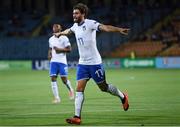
[111,8,180,58]
[160,44,180,56]
[0,11,44,37]
[0,0,179,60]
[111,41,167,58]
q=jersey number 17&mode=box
[78,38,84,45]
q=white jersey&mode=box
[49,35,70,64]
[70,19,102,65]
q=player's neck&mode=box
[78,19,85,26]
[54,31,60,38]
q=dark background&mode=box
[0,0,179,60]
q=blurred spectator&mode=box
[8,14,24,28]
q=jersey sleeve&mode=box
[49,38,52,48]
[89,20,100,31]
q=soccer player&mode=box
[54,3,129,124]
[48,24,74,103]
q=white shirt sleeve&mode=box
[49,38,52,48]
[89,20,100,31]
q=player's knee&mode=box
[62,80,67,84]
[98,82,108,92]
[62,79,67,84]
[100,87,107,92]
[61,77,67,84]
[51,76,57,82]
[99,85,108,92]
[76,88,84,92]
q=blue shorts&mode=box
[76,64,105,84]
[49,62,68,77]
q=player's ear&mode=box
[82,13,85,18]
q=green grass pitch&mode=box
[0,68,180,126]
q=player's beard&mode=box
[74,18,79,23]
[73,17,83,24]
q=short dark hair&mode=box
[73,3,88,18]
[53,24,62,30]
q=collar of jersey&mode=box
[78,20,85,26]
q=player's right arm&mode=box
[54,29,73,36]
[48,48,52,61]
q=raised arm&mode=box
[99,24,130,35]
[54,29,73,36]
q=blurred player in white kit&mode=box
[48,24,74,103]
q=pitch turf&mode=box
[0,68,180,126]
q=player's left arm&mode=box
[53,46,71,53]
[98,24,130,35]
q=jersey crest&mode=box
[82,25,86,31]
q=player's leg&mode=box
[91,64,129,111]
[98,80,124,101]
[66,79,88,125]
[66,64,90,125]
[61,76,74,100]
[98,81,129,111]
[59,63,74,99]
[50,62,61,103]
[75,79,88,117]
[51,76,61,103]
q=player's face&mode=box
[73,9,84,23]
[53,25,60,33]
